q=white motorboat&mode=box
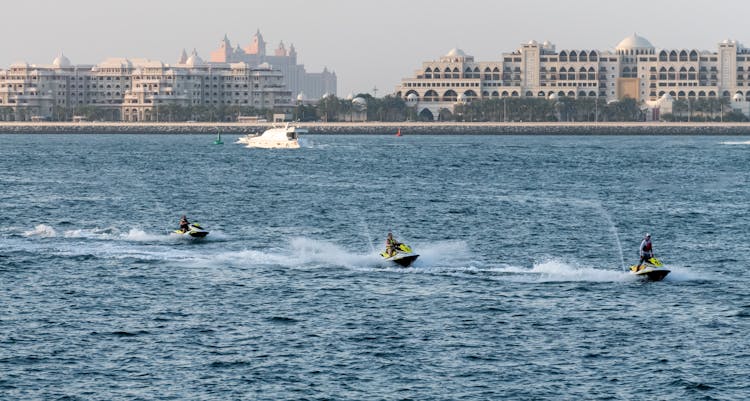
[240,123,307,149]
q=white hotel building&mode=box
[0,50,293,122]
[396,34,750,119]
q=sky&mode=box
[2,0,750,97]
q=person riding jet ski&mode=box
[636,233,654,269]
[179,215,191,233]
[385,231,402,257]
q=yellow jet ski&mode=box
[173,223,209,238]
[629,257,670,281]
[380,243,419,267]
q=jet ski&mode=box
[173,223,209,238]
[380,243,419,267]
[629,257,670,281]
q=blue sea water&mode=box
[1,133,749,400]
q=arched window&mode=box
[698,91,706,98]
[679,50,688,62]
[424,90,439,101]
[558,91,565,97]
[659,51,668,62]
[464,90,478,99]
[525,91,533,97]
[443,90,457,102]
[689,50,698,62]
[501,91,509,97]
[491,91,499,98]
[538,91,545,97]
[559,51,568,62]
[588,91,596,97]
[579,51,588,62]
[511,91,519,97]
[589,51,598,61]
[567,91,576,97]
[669,51,678,62]
[578,91,587,97]
[569,50,578,62]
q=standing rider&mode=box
[179,215,191,233]
[385,231,402,257]
[637,233,654,269]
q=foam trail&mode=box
[411,240,472,268]
[662,265,712,282]
[23,224,57,238]
[532,260,629,282]
[123,228,179,243]
[720,140,750,145]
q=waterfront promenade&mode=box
[1,121,750,135]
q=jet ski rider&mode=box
[179,215,191,233]
[385,231,402,257]
[636,233,654,269]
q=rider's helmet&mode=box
[645,233,651,238]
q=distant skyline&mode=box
[2,0,750,97]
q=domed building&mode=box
[395,34,750,120]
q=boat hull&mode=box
[629,265,670,281]
[381,253,419,267]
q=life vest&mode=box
[642,240,652,252]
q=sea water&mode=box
[1,134,748,400]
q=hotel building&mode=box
[0,51,293,122]
[208,30,337,100]
[395,34,750,119]
[0,30,338,122]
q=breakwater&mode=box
[1,122,750,135]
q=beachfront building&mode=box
[0,51,293,122]
[208,30,337,100]
[396,34,750,120]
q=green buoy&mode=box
[213,129,223,145]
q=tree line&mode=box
[3,94,747,122]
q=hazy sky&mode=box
[2,0,749,97]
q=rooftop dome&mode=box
[616,33,654,51]
[185,49,204,67]
[352,97,367,108]
[733,92,745,102]
[446,48,467,57]
[52,53,71,68]
[297,92,307,102]
[406,93,418,102]
[615,33,654,50]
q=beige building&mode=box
[0,51,293,122]
[396,34,750,120]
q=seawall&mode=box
[1,122,750,135]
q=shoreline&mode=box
[1,121,750,135]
